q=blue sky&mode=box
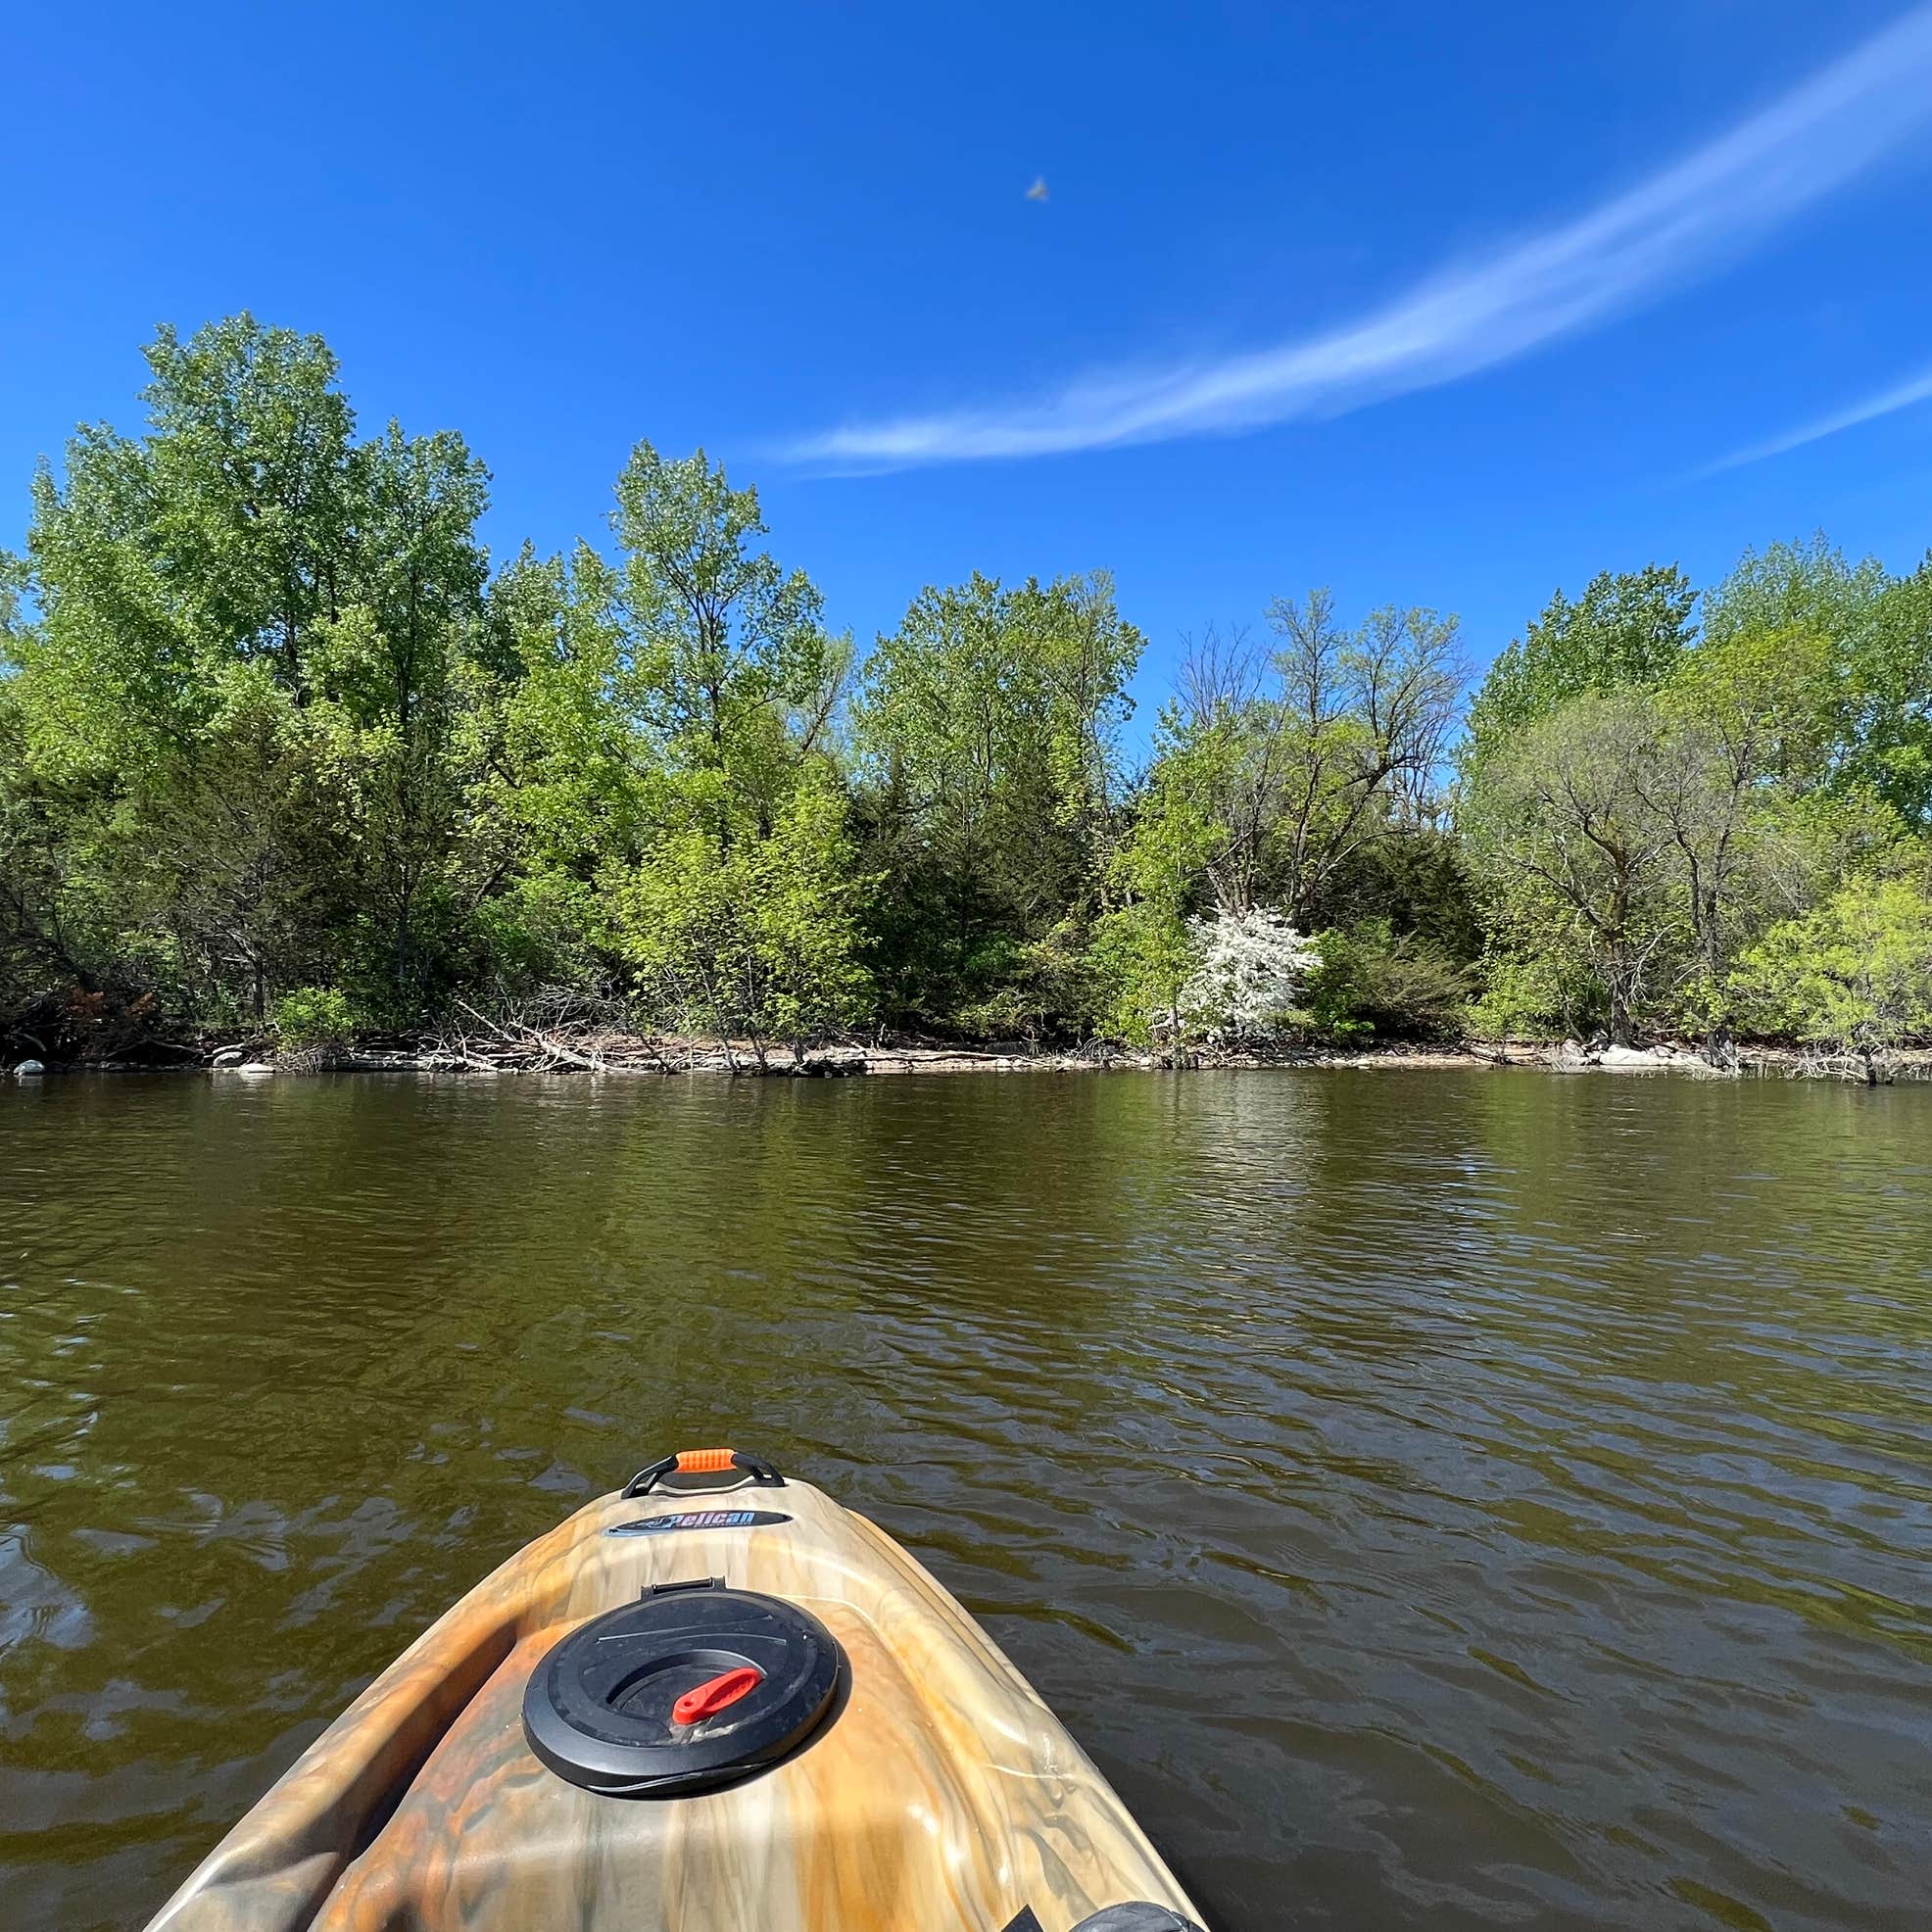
[4,1,1931,725]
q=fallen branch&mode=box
[449,999,669,1076]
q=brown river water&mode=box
[3,1069,1930,1931]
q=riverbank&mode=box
[13,1030,1931,1081]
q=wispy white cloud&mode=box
[787,8,1932,471]
[1704,362,1932,473]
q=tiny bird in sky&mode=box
[1025,176,1048,202]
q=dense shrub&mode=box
[1307,920,1473,1041]
[271,987,360,1052]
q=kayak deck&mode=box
[147,1463,1203,1931]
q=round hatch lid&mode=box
[522,1578,843,1797]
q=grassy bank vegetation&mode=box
[4,318,1929,1075]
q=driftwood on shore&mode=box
[19,1026,1932,1083]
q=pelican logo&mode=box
[605,1510,790,1536]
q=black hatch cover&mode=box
[522,1577,843,1797]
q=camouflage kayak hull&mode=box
[145,1451,1205,1932]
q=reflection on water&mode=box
[3,1069,1931,1930]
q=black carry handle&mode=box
[622,1448,785,1498]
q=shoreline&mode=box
[13,1034,1931,1083]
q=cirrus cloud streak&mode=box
[787,9,1932,471]
[1704,362,1932,473]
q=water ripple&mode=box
[2,1070,1930,1929]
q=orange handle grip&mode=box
[622,1447,782,1498]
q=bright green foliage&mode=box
[272,985,360,1050]
[1699,538,1932,824]
[481,542,650,892]
[480,443,845,885]
[1463,539,1932,1051]
[1731,877,1932,1067]
[1,668,128,1040]
[609,441,845,827]
[30,317,357,725]
[317,424,495,1008]
[1464,946,1601,1044]
[477,443,867,1051]
[1465,564,1696,773]
[1699,535,1888,652]
[1092,764,1222,1046]
[5,315,494,1032]
[1090,906,1197,1051]
[1848,563,1932,827]
[611,772,869,1061]
[853,570,1140,1036]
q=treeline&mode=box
[1463,556,1932,1065]
[2,317,1929,1069]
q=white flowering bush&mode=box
[1162,905,1319,1045]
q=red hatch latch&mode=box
[672,1666,763,1726]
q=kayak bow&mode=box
[146,1449,1206,1932]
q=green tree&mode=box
[614,771,869,1064]
[481,445,868,1049]
[1699,534,1888,654]
[38,315,359,714]
[854,570,1141,1036]
[1622,623,1842,1021]
[1092,769,1221,1049]
[9,316,497,1025]
[1116,595,1463,928]
[1699,536,1931,826]
[1847,562,1932,827]
[1464,544,1932,1051]
[311,422,494,1006]
[1731,876,1932,1079]
[611,441,845,834]
[1465,564,1696,773]
[482,542,649,888]
[12,319,360,1020]
[1463,692,1683,1042]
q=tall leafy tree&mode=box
[1464,564,1696,773]
[1464,693,1683,1043]
[854,570,1141,1036]
[13,318,358,1020]
[1846,562,1932,828]
[315,422,493,1001]
[8,315,494,1025]
[611,441,845,836]
[484,443,867,1046]
[1700,534,1888,653]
